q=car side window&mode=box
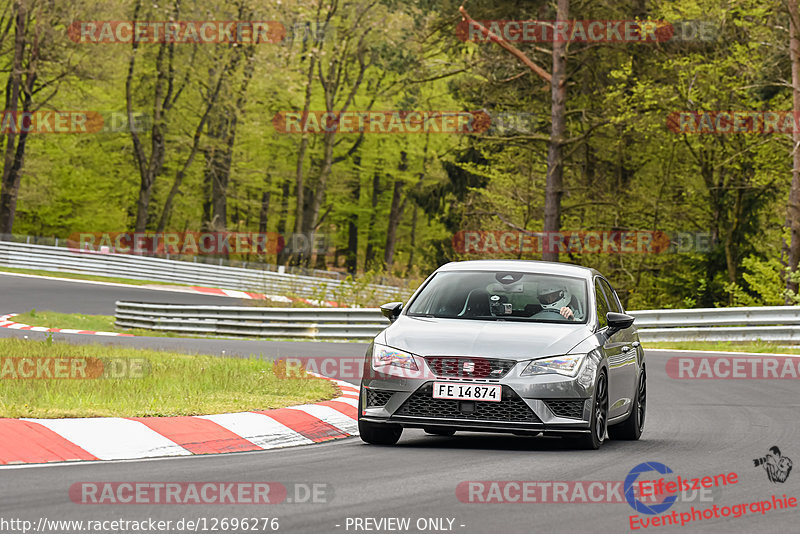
[599,279,622,313]
[595,281,610,329]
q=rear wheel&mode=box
[608,368,646,440]
[572,370,608,450]
[424,427,456,436]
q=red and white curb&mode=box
[0,313,133,337]
[0,376,360,465]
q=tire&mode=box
[424,427,456,436]
[358,388,402,445]
[572,370,608,450]
[608,368,646,441]
[359,419,403,445]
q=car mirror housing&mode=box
[380,302,403,322]
[606,311,635,336]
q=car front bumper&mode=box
[359,358,600,436]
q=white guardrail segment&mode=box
[114,302,392,339]
[0,241,408,302]
[113,302,800,341]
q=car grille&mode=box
[424,356,517,379]
[545,399,586,419]
[366,389,396,407]
[395,383,540,423]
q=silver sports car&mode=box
[358,260,645,449]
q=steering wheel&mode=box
[532,309,568,320]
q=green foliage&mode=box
[1,0,799,310]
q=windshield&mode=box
[406,271,588,323]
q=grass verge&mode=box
[647,340,800,355]
[13,310,186,338]
[0,338,336,418]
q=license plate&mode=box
[432,382,502,402]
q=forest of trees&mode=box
[1,0,799,310]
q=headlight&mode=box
[521,354,586,377]
[372,344,418,371]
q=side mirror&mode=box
[606,311,635,336]
[380,302,403,322]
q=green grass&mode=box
[0,338,337,418]
[647,340,800,355]
[14,310,187,338]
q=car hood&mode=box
[381,316,594,360]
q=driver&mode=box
[537,283,576,320]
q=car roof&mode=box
[435,259,599,279]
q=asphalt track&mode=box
[1,275,798,533]
[0,272,245,315]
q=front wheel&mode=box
[358,419,403,445]
[572,370,608,450]
[608,369,646,440]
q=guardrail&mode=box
[630,307,800,342]
[0,234,343,280]
[0,241,410,304]
[114,302,390,339]
[114,302,800,342]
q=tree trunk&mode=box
[259,174,272,235]
[406,204,418,274]
[0,2,27,235]
[542,0,569,262]
[129,35,169,233]
[293,53,316,237]
[384,180,404,271]
[157,49,239,233]
[346,155,361,274]
[384,151,408,270]
[203,109,229,231]
[786,0,800,301]
[364,168,381,271]
[128,0,173,233]
[276,178,291,265]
